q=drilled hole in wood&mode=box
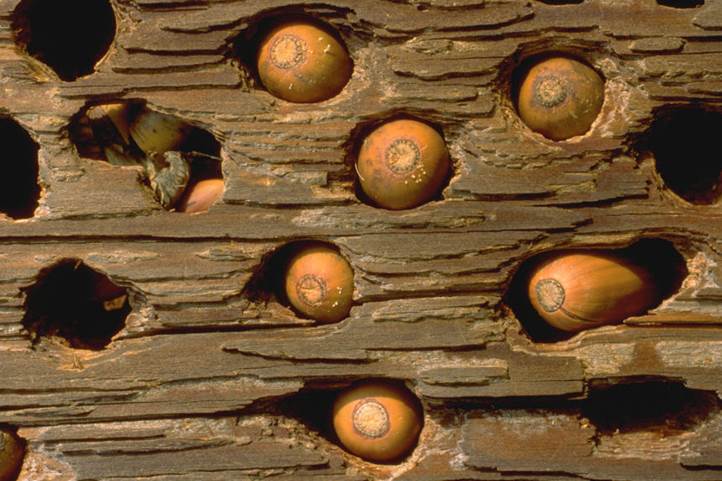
[69,102,224,213]
[504,239,688,342]
[11,0,116,81]
[21,259,130,350]
[0,426,25,481]
[584,380,719,436]
[536,0,584,4]
[657,0,704,7]
[0,117,40,220]
[642,107,722,205]
[243,240,354,323]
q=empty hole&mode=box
[536,0,584,4]
[12,0,116,81]
[642,108,722,205]
[69,102,223,212]
[657,0,704,7]
[584,380,719,435]
[504,239,688,342]
[22,259,130,350]
[0,117,40,220]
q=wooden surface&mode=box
[1,0,722,479]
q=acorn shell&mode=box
[284,245,353,323]
[332,380,423,463]
[130,108,190,155]
[257,22,352,103]
[356,119,450,210]
[177,178,224,213]
[0,430,24,481]
[527,252,660,332]
[517,57,604,141]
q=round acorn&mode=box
[284,244,353,323]
[257,21,352,103]
[528,252,660,332]
[517,57,604,141]
[332,380,423,463]
[0,429,24,481]
[176,178,224,213]
[356,119,450,210]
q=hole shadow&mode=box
[0,117,40,219]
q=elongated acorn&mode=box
[333,380,423,463]
[130,109,191,155]
[177,178,224,213]
[0,429,24,481]
[517,57,604,140]
[284,244,353,322]
[356,119,450,210]
[97,103,131,144]
[257,22,352,103]
[528,252,659,332]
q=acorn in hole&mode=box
[284,244,353,322]
[0,429,24,481]
[176,178,224,213]
[517,57,604,141]
[257,21,352,103]
[528,252,660,332]
[356,119,450,210]
[332,380,423,463]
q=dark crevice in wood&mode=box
[503,238,688,342]
[11,0,116,81]
[657,0,705,8]
[538,0,585,4]
[0,117,40,220]
[21,258,131,350]
[638,106,722,205]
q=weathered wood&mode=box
[0,0,721,479]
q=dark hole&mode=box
[280,386,339,442]
[504,239,688,342]
[22,259,130,350]
[657,0,704,7]
[584,380,720,435]
[0,117,40,219]
[69,102,223,212]
[643,108,722,204]
[12,0,116,81]
[537,0,584,4]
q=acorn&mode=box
[0,429,24,481]
[257,21,353,103]
[284,244,353,322]
[90,274,128,312]
[527,251,660,332]
[517,57,604,141]
[356,119,450,210]
[129,108,191,155]
[176,178,224,213]
[332,380,423,463]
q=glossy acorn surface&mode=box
[257,22,352,103]
[356,119,450,210]
[332,380,423,463]
[0,429,24,481]
[517,57,604,140]
[528,252,659,332]
[176,178,224,213]
[129,109,190,155]
[284,245,353,322]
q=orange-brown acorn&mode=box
[332,380,423,463]
[176,178,224,213]
[0,429,24,481]
[356,119,450,210]
[284,244,353,322]
[517,57,604,140]
[257,22,352,103]
[528,252,659,332]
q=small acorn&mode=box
[129,108,191,155]
[528,252,660,332]
[176,178,224,213]
[257,21,353,103]
[332,380,423,463]
[284,244,353,322]
[356,119,450,210]
[517,57,604,141]
[0,429,24,481]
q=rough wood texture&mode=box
[0,0,721,480]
